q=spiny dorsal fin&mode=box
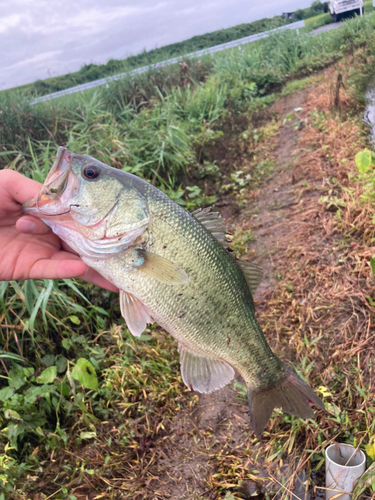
[178,344,235,393]
[191,207,231,247]
[138,250,189,285]
[236,260,263,295]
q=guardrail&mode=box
[31,20,305,105]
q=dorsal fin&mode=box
[236,260,263,295]
[191,207,230,247]
[192,208,263,294]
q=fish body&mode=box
[24,147,323,436]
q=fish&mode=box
[23,147,324,437]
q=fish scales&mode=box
[24,147,324,437]
[92,185,276,381]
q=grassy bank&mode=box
[2,11,375,499]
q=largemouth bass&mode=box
[24,147,324,437]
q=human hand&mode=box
[0,169,118,291]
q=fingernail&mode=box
[18,219,37,233]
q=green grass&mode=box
[281,74,324,95]
[305,12,333,30]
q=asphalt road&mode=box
[312,21,342,35]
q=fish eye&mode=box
[82,165,100,180]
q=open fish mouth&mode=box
[23,147,78,217]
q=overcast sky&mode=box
[1,0,314,90]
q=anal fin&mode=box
[120,290,152,337]
[179,344,235,393]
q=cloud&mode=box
[0,13,23,33]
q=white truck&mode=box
[323,0,363,22]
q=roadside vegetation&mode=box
[2,9,375,500]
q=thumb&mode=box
[16,216,52,235]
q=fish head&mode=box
[23,147,150,257]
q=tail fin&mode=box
[247,363,324,438]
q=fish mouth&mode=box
[23,147,77,217]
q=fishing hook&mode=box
[36,196,80,216]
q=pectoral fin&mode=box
[138,250,189,285]
[179,344,235,393]
[120,290,152,337]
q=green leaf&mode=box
[0,387,14,401]
[0,351,25,363]
[355,150,372,174]
[370,256,375,275]
[41,354,56,367]
[93,306,109,316]
[68,315,81,325]
[62,338,72,350]
[352,460,375,500]
[317,385,333,398]
[28,280,53,337]
[23,280,36,315]
[56,355,67,374]
[71,358,98,391]
[8,369,26,390]
[36,366,57,384]
[4,409,22,422]
[365,442,375,461]
[80,431,97,440]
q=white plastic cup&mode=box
[325,443,366,500]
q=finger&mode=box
[0,170,42,204]
[29,258,88,280]
[78,267,119,292]
[40,251,118,292]
[16,216,52,235]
